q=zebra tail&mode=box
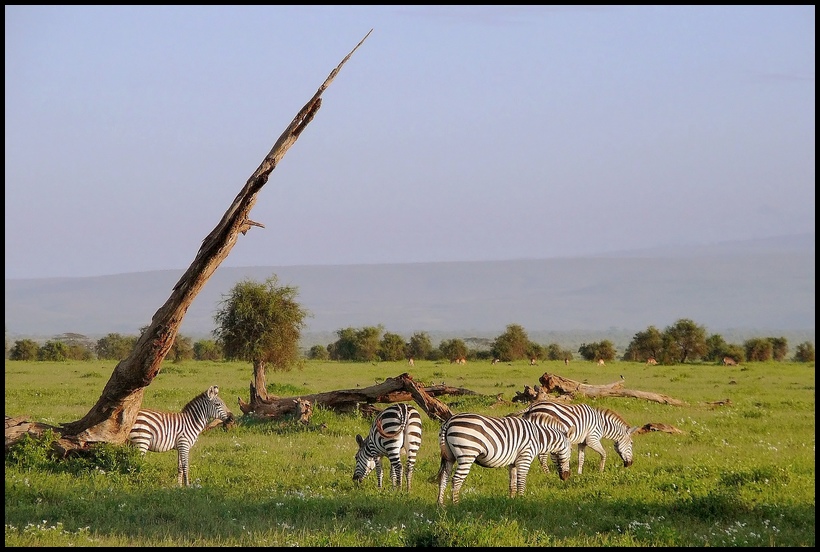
[375,417,406,439]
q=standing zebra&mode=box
[436,412,571,505]
[128,385,234,486]
[353,403,423,491]
[518,400,638,474]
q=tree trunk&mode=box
[252,360,269,402]
[237,372,462,422]
[536,372,687,406]
[5,31,373,456]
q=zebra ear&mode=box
[207,385,219,399]
[356,434,364,447]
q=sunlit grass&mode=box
[5,358,815,546]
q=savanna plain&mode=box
[4,358,815,546]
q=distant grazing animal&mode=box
[597,359,606,366]
[353,403,423,491]
[128,385,234,486]
[529,358,538,366]
[517,400,638,474]
[722,356,739,366]
[646,357,658,366]
[408,357,414,367]
[436,412,571,505]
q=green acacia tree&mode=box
[491,324,530,362]
[793,341,815,362]
[9,339,39,361]
[439,338,468,362]
[95,333,138,361]
[664,318,708,364]
[213,276,309,401]
[379,332,407,361]
[622,326,664,362]
[193,339,223,361]
[408,331,433,361]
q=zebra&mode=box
[128,384,234,486]
[517,400,639,474]
[436,412,571,505]
[353,403,423,491]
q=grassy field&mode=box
[4,357,816,546]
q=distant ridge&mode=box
[4,234,815,345]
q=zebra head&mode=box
[352,434,377,483]
[614,427,639,468]
[204,385,234,425]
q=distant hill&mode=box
[4,233,815,349]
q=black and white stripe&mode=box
[436,412,571,505]
[128,385,234,486]
[353,403,423,491]
[518,400,638,474]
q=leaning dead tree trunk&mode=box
[238,373,460,422]
[5,30,373,456]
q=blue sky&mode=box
[5,5,815,280]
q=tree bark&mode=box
[5,30,373,456]
[252,360,269,402]
[536,373,687,406]
[237,372,461,422]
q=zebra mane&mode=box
[181,390,209,413]
[600,407,628,427]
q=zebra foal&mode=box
[128,385,234,486]
[518,400,638,474]
[436,412,571,505]
[353,403,423,491]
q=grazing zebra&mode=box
[128,385,234,486]
[353,403,423,491]
[436,412,571,505]
[518,400,639,474]
[722,356,739,366]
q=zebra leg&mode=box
[586,439,608,472]
[508,464,518,498]
[405,457,415,492]
[375,458,384,488]
[177,443,190,486]
[391,459,402,489]
[450,459,474,505]
[577,443,587,474]
[514,458,533,498]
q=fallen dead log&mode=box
[512,384,564,403]
[236,373,469,422]
[538,373,687,406]
[634,422,684,435]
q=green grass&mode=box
[4,358,815,546]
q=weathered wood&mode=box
[538,373,687,406]
[634,422,684,435]
[236,372,461,422]
[5,31,373,455]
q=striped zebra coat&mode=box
[437,412,572,505]
[518,400,639,474]
[353,403,423,491]
[128,385,234,486]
